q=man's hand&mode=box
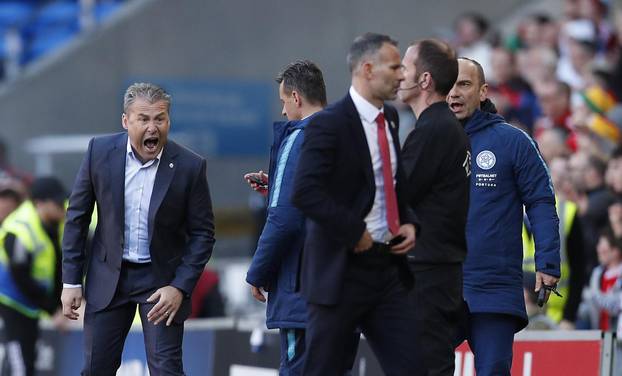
[61,287,83,320]
[147,286,183,326]
[244,171,269,197]
[535,271,560,305]
[390,224,416,254]
[354,230,373,253]
[250,285,267,303]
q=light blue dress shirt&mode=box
[123,139,162,263]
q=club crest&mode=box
[476,150,496,170]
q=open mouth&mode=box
[143,136,159,152]
[449,102,464,112]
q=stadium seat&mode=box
[32,1,79,31]
[0,2,34,29]
[25,26,76,62]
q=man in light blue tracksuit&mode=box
[245,60,328,375]
[447,57,561,375]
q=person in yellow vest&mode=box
[523,157,586,329]
[0,177,67,376]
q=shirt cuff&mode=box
[63,283,82,288]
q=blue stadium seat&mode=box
[0,2,34,28]
[33,1,79,30]
[25,26,76,62]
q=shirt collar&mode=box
[126,137,163,163]
[349,86,384,124]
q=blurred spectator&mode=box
[578,0,616,55]
[568,152,614,273]
[536,128,570,165]
[609,2,622,98]
[0,138,32,186]
[247,190,267,254]
[557,19,598,92]
[189,269,225,318]
[523,157,585,328]
[534,80,573,136]
[454,12,493,77]
[610,198,622,238]
[563,0,583,21]
[0,177,67,376]
[0,180,25,225]
[511,13,559,51]
[516,47,559,89]
[607,146,622,199]
[580,228,622,332]
[488,47,540,131]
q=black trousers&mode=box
[0,304,39,376]
[303,256,422,376]
[409,262,464,376]
[82,262,188,376]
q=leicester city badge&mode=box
[476,150,496,170]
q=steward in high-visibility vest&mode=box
[523,197,586,325]
[0,177,67,376]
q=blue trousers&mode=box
[466,313,517,376]
[279,328,305,376]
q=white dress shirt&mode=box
[122,138,162,263]
[63,138,162,288]
[349,86,398,242]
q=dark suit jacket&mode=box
[62,132,215,314]
[291,94,416,305]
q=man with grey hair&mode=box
[292,33,422,375]
[61,82,215,375]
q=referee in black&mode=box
[397,39,471,376]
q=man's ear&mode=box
[421,72,432,90]
[479,84,489,102]
[122,113,128,130]
[362,60,374,79]
[292,90,303,107]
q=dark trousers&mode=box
[465,313,516,376]
[303,257,422,376]
[82,262,187,376]
[410,262,464,376]
[279,328,305,376]
[0,304,38,376]
[279,328,359,376]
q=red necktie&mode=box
[375,112,400,235]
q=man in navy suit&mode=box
[60,83,215,376]
[291,33,422,376]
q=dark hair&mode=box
[458,56,486,86]
[347,32,398,73]
[600,227,622,253]
[0,188,21,204]
[276,60,327,107]
[587,155,607,177]
[456,12,489,36]
[412,39,458,96]
[610,145,622,160]
[529,13,553,25]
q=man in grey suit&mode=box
[61,83,215,375]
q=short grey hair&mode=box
[346,33,398,72]
[123,82,171,113]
